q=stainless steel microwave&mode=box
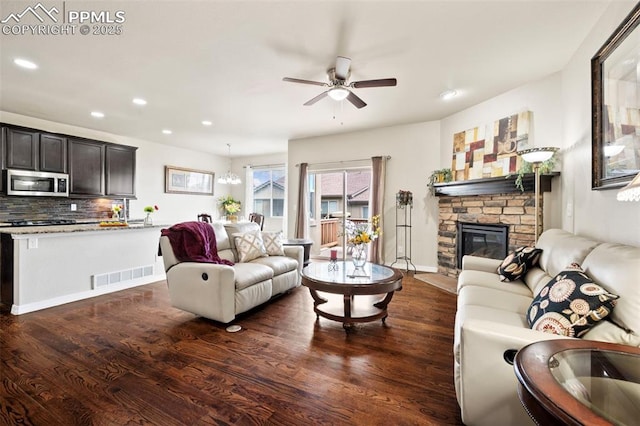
[6,169,69,197]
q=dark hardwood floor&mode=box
[0,271,463,425]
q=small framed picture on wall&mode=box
[165,166,214,195]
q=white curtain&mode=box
[244,165,253,220]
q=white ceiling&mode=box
[0,0,612,158]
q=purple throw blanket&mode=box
[161,221,234,265]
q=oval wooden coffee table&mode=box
[301,261,403,331]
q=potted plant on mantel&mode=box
[219,195,241,222]
[427,168,453,195]
[513,153,557,191]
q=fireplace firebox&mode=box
[456,222,509,268]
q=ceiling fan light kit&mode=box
[283,56,397,109]
[328,87,350,101]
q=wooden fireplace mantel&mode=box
[433,172,560,197]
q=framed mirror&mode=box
[592,3,640,190]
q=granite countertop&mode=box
[0,222,167,235]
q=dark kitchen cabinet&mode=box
[5,127,38,170]
[106,145,136,197]
[68,138,105,196]
[0,128,5,192]
[39,133,67,173]
[2,126,67,173]
[1,124,136,198]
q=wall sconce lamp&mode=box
[517,147,559,243]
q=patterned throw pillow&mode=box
[498,246,543,281]
[233,231,267,262]
[526,263,619,337]
[262,231,285,256]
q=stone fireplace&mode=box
[434,174,557,278]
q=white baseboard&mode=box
[10,273,166,315]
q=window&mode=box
[321,200,340,217]
[252,167,285,217]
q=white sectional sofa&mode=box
[159,222,303,323]
[453,228,640,426]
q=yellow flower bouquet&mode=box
[345,215,381,269]
[347,215,381,246]
[219,196,241,214]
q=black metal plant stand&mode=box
[390,191,417,273]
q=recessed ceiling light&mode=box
[162,129,172,135]
[202,120,213,126]
[14,58,38,69]
[91,111,105,118]
[440,89,458,100]
[132,98,147,106]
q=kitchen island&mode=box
[0,223,167,315]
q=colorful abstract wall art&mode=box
[451,111,532,181]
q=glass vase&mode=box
[144,213,153,226]
[351,243,368,269]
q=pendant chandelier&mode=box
[218,143,241,185]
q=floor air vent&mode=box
[92,265,154,289]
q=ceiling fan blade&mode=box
[346,91,367,109]
[335,56,351,80]
[283,77,327,87]
[303,91,329,106]
[351,78,397,88]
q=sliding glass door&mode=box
[307,167,371,260]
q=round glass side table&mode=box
[514,339,640,425]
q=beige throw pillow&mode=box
[262,231,285,256]
[233,231,267,262]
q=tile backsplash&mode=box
[0,195,129,223]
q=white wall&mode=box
[437,1,640,248]
[439,73,565,234]
[560,1,640,246]
[288,121,441,271]
[0,111,233,224]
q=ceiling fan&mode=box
[283,56,397,109]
